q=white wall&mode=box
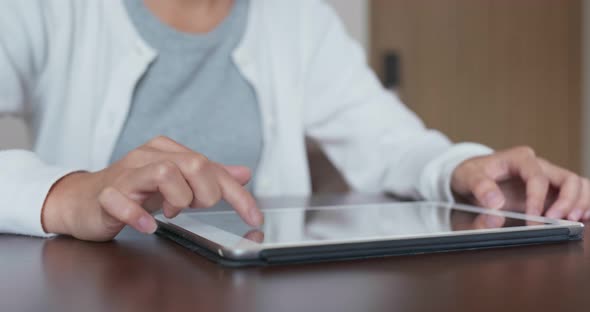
[0,0,370,150]
[324,0,369,51]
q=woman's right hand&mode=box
[41,136,263,242]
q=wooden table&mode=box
[1,194,588,312]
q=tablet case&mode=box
[156,223,583,268]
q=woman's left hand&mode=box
[451,146,590,222]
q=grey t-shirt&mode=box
[112,0,263,183]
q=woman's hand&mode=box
[451,146,590,222]
[41,136,263,241]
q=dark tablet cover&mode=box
[156,222,582,268]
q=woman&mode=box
[0,0,588,241]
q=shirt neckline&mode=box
[123,0,246,52]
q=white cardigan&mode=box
[0,0,492,237]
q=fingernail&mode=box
[138,216,157,234]
[485,215,502,228]
[249,209,264,227]
[484,192,504,209]
[568,209,583,221]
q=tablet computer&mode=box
[155,201,584,267]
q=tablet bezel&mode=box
[154,201,584,260]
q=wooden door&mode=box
[370,0,582,171]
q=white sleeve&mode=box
[302,0,493,201]
[0,151,77,236]
[0,2,77,237]
[0,1,49,117]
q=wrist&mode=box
[41,171,94,235]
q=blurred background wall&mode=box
[584,0,590,176]
[370,0,582,174]
[1,0,589,177]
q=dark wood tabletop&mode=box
[1,193,588,312]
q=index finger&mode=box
[215,165,264,227]
[143,137,262,225]
[144,136,252,186]
[144,136,190,152]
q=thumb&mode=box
[220,165,252,186]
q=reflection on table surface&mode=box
[0,194,587,312]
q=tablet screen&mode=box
[176,202,550,245]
